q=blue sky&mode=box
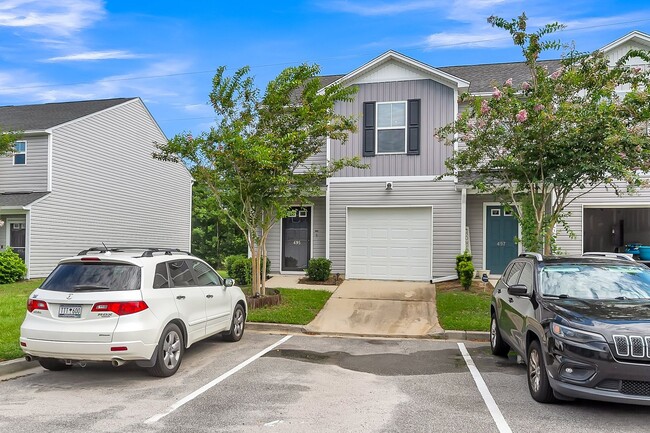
[0,0,649,137]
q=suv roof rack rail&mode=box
[581,252,636,262]
[77,247,192,257]
[519,252,543,261]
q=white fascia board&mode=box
[600,31,650,53]
[321,50,470,93]
[327,175,455,183]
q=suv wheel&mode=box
[148,323,184,377]
[39,358,72,371]
[527,340,556,403]
[223,304,245,342]
[490,314,510,357]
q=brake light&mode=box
[91,301,148,316]
[80,257,101,261]
[27,299,48,313]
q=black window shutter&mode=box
[407,99,420,155]
[363,102,376,157]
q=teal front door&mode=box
[486,206,518,275]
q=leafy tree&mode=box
[155,64,361,294]
[437,13,650,254]
[0,128,22,157]
[191,180,247,268]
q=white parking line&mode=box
[145,335,293,424]
[457,343,513,433]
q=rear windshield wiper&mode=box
[542,294,571,299]
[72,285,111,292]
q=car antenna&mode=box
[101,241,109,252]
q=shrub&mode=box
[0,247,27,284]
[458,260,475,290]
[226,255,271,286]
[306,258,331,281]
[455,251,473,279]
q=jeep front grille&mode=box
[613,335,650,358]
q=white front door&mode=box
[347,207,432,281]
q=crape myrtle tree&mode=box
[155,64,361,295]
[437,13,650,254]
[0,128,22,156]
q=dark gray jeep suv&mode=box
[491,253,650,405]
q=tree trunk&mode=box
[260,238,268,296]
[543,225,553,256]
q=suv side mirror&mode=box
[225,278,235,287]
[507,284,529,297]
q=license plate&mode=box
[58,305,82,318]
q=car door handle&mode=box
[176,295,186,300]
[206,294,214,299]
[508,297,514,303]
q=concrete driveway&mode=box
[304,280,443,337]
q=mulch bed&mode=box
[435,279,493,294]
[246,288,282,309]
[298,275,344,286]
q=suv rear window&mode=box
[40,262,141,292]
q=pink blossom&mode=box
[187,133,193,142]
[550,69,561,80]
[492,87,502,100]
[480,99,490,114]
[534,104,544,112]
[516,109,528,123]
[619,152,627,158]
[504,78,513,87]
[632,67,642,74]
[521,81,531,91]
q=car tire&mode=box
[38,358,71,371]
[490,313,510,357]
[147,323,184,377]
[527,339,556,403]
[223,304,245,342]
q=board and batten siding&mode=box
[330,79,455,178]
[556,182,650,256]
[266,196,326,273]
[329,179,461,278]
[28,99,193,277]
[0,133,48,193]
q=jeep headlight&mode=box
[551,323,606,344]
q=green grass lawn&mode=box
[436,281,492,332]
[247,288,331,325]
[0,279,43,361]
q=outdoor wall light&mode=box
[385,181,393,191]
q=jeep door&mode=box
[507,262,536,351]
[498,261,525,351]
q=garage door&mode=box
[347,207,432,280]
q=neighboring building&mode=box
[265,31,650,281]
[0,97,193,278]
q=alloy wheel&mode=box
[529,348,541,393]
[163,330,181,370]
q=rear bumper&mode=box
[20,337,156,362]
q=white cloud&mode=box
[424,29,511,49]
[0,0,105,35]
[322,1,443,16]
[43,50,145,63]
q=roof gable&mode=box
[327,50,469,91]
[0,98,135,132]
[600,31,650,54]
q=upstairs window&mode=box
[13,141,26,165]
[376,101,406,154]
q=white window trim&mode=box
[376,101,407,155]
[13,140,26,166]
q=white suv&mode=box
[20,247,247,377]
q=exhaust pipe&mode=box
[111,358,126,367]
[25,355,35,362]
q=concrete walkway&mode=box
[264,274,339,292]
[304,280,443,338]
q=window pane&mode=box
[377,104,392,127]
[506,262,524,286]
[518,263,534,289]
[192,260,222,286]
[391,103,406,126]
[14,154,25,165]
[377,129,405,153]
[15,142,25,152]
[153,263,170,289]
[40,263,141,292]
[168,260,196,287]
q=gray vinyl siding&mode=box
[556,182,650,256]
[466,194,497,270]
[0,133,48,193]
[295,142,326,174]
[331,79,456,177]
[266,196,326,273]
[329,179,461,277]
[28,99,192,278]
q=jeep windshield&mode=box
[540,264,650,300]
[40,262,141,292]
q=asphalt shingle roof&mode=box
[0,98,135,131]
[0,191,49,207]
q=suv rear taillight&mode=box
[91,301,149,316]
[27,299,48,313]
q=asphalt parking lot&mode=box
[2,332,650,433]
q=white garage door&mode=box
[347,207,432,280]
